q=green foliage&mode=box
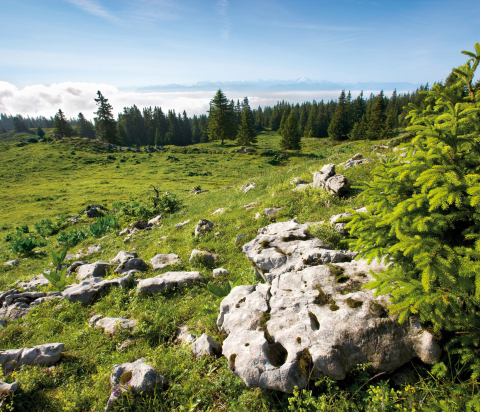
[236,98,258,146]
[280,109,301,150]
[94,91,119,144]
[43,266,67,290]
[9,233,45,255]
[36,126,45,138]
[328,90,350,140]
[116,191,181,220]
[53,109,73,137]
[207,89,236,145]
[89,215,119,238]
[308,222,346,250]
[346,43,480,375]
[34,218,62,238]
[56,228,87,247]
[207,277,242,304]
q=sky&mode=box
[0,0,479,118]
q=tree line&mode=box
[1,84,435,146]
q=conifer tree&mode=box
[328,90,350,140]
[36,126,45,139]
[236,98,257,146]
[366,90,387,140]
[349,114,367,140]
[53,109,73,137]
[0,123,6,134]
[76,113,95,139]
[94,91,119,144]
[346,43,480,376]
[154,128,162,146]
[207,90,235,145]
[280,109,301,150]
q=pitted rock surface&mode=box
[62,274,134,305]
[17,274,50,291]
[312,164,349,196]
[77,261,111,281]
[0,343,64,374]
[218,220,441,393]
[137,271,204,295]
[242,219,356,283]
[150,254,180,271]
[105,358,167,412]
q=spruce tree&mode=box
[366,90,387,140]
[349,114,367,140]
[154,128,162,146]
[280,109,301,150]
[328,90,349,140]
[76,113,96,139]
[53,110,73,137]
[36,126,45,139]
[0,123,6,134]
[346,43,480,376]
[236,99,257,146]
[94,91,119,144]
[207,89,235,145]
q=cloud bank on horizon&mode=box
[0,81,418,120]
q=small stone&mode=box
[92,316,136,335]
[191,334,222,358]
[110,251,138,265]
[137,271,204,295]
[211,208,225,215]
[264,207,284,217]
[235,233,248,244]
[76,261,111,281]
[114,258,149,274]
[175,219,190,230]
[195,219,214,237]
[189,249,219,265]
[213,268,229,278]
[3,259,20,267]
[148,215,162,226]
[150,254,180,271]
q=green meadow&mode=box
[0,130,475,411]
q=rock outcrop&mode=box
[89,316,136,335]
[77,261,111,281]
[217,220,441,393]
[0,343,64,374]
[137,271,204,295]
[312,164,350,196]
[150,254,180,271]
[195,219,214,237]
[190,249,219,265]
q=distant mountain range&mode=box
[137,78,422,93]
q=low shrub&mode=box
[56,229,87,247]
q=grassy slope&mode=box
[0,133,469,411]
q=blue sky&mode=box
[0,0,479,117]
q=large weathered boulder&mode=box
[189,249,219,265]
[150,254,180,271]
[195,219,214,237]
[0,343,64,374]
[110,251,138,265]
[105,359,167,412]
[62,274,134,305]
[77,261,111,281]
[191,334,222,358]
[242,220,356,283]
[90,316,136,335]
[312,164,336,188]
[218,220,442,393]
[136,271,204,295]
[325,174,350,196]
[66,261,90,277]
[114,258,149,274]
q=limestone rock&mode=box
[191,334,222,358]
[148,215,162,226]
[175,219,190,230]
[114,258,148,274]
[62,274,134,305]
[0,343,64,374]
[189,249,219,265]
[66,261,90,277]
[136,271,204,295]
[241,182,257,193]
[77,261,111,281]
[150,254,180,271]
[3,259,20,267]
[195,219,214,237]
[213,268,229,278]
[110,251,138,265]
[325,174,350,196]
[265,207,284,218]
[290,177,308,186]
[106,359,167,412]
[17,274,50,291]
[244,202,258,209]
[343,153,372,170]
[329,207,367,233]
[235,233,247,244]
[312,164,336,188]
[176,325,197,345]
[0,380,18,394]
[0,302,31,322]
[91,316,136,335]
[211,208,225,215]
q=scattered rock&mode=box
[158,236,168,243]
[175,326,197,345]
[290,177,308,186]
[105,359,167,412]
[114,258,149,274]
[16,274,50,291]
[189,249,219,265]
[254,213,261,220]
[62,273,134,305]
[0,343,64,374]
[325,174,350,196]
[241,182,257,193]
[110,251,138,265]
[3,259,20,267]
[90,316,136,335]
[130,220,149,230]
[175,219,190,230]
[213,268,229,278]
[191,334,222,358]
[195,219,214,237]
[66,261,90,277]
[85,205,106,218]
[65,215,80,224]
[235,233,248,244]
[244,202,258,209]
[264,207,284,218]
[0,380,18,395]
[148,215,162,226]
[136,271,204,295]
[77,261,111,281]
[312,163,336,188]
[116,338,135,352]
[150,254,180,271]
[211,208,225,215]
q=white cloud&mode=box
[0,81,390,120]
[64,0,119,22]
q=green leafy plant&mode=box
[43,266,67,290]
[34,218,62,238]
[207,277,242,304]
[89,215,118,238]
[56,229,87,247]
[346,43,480,376]
[9,234,45,255]
[51,249,67,267]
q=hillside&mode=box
[0,131,474,411]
